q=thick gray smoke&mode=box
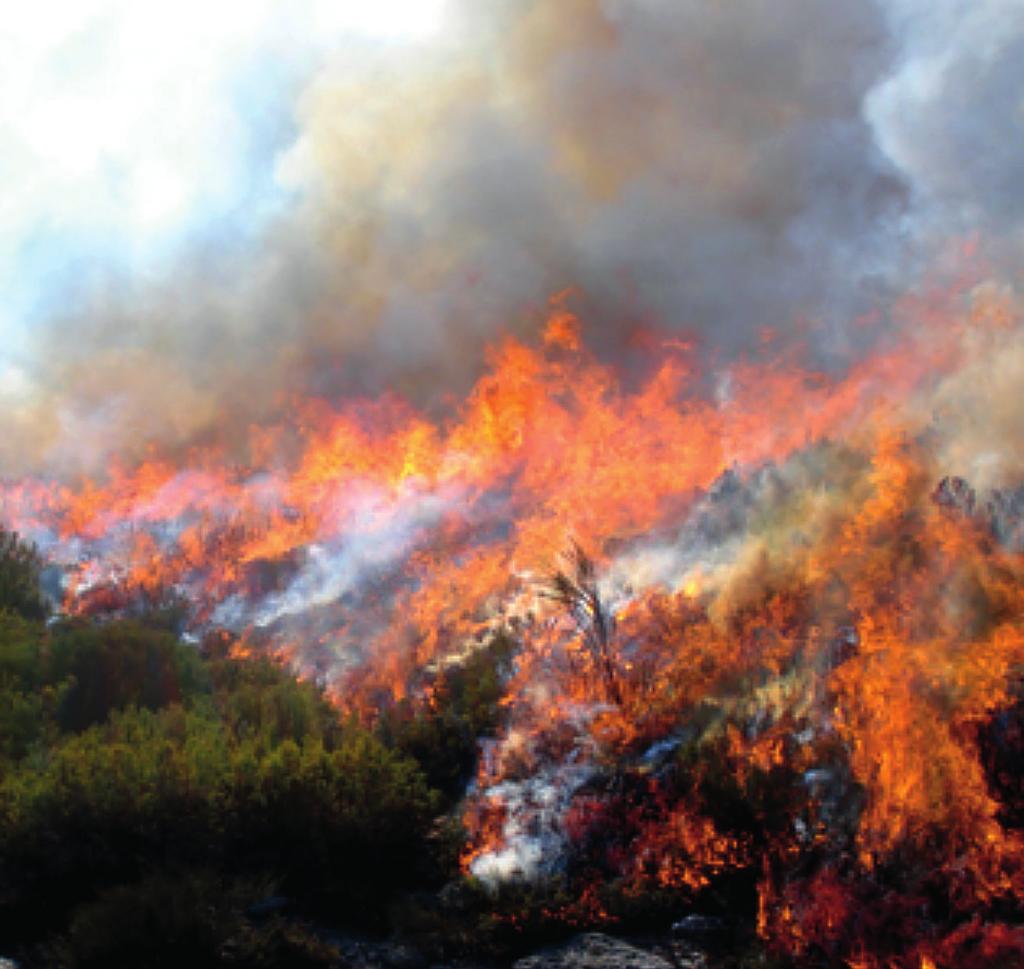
[2,0,1019,475]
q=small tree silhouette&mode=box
[0,526,48,620]
[543,541,621,705]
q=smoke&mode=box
[241,485,453,629]
[1,0,1019,476]
[868,0,1024,261]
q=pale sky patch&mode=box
[0,0,451,352]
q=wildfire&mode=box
[3,282,1023,965]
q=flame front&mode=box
[4,282,1024,966]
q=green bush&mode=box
[0,613,53,762]
[0,527,48,621]
[46,620,209,731]
[45,871,340,969]
[206,653,340,748]
[0,594,489,959]
[0,702,440,945]
[378,631,513,802]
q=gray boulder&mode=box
[512,933,673,969]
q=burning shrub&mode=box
[4,308,1024,967]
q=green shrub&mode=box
[46,620,209,731]
[45,870,340,969]
[0,527,48,621]
[378,631,513,802]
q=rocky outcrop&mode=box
[512,933,675,969]
[322,935,427,969]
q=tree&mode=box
[0,526,48,620]
[46,620,208,732]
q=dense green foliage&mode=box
[378,632,513,801]
[0,602,457,965]
[0,527,48,622]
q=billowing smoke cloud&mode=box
[0,0,1018,476]
[869,0,1024,261]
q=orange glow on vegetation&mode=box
[3,283,1023,965]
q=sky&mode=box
[0,0,450,350]
[1,0,1022,475]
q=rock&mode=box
[661,941,709,969]
[932,475,976,517]
[695,467,754,544]
[987,486,1024,552]
[512,933,673,969]
[671,914,727,938]
[328,935,427,969]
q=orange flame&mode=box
[2,281,1022,965]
